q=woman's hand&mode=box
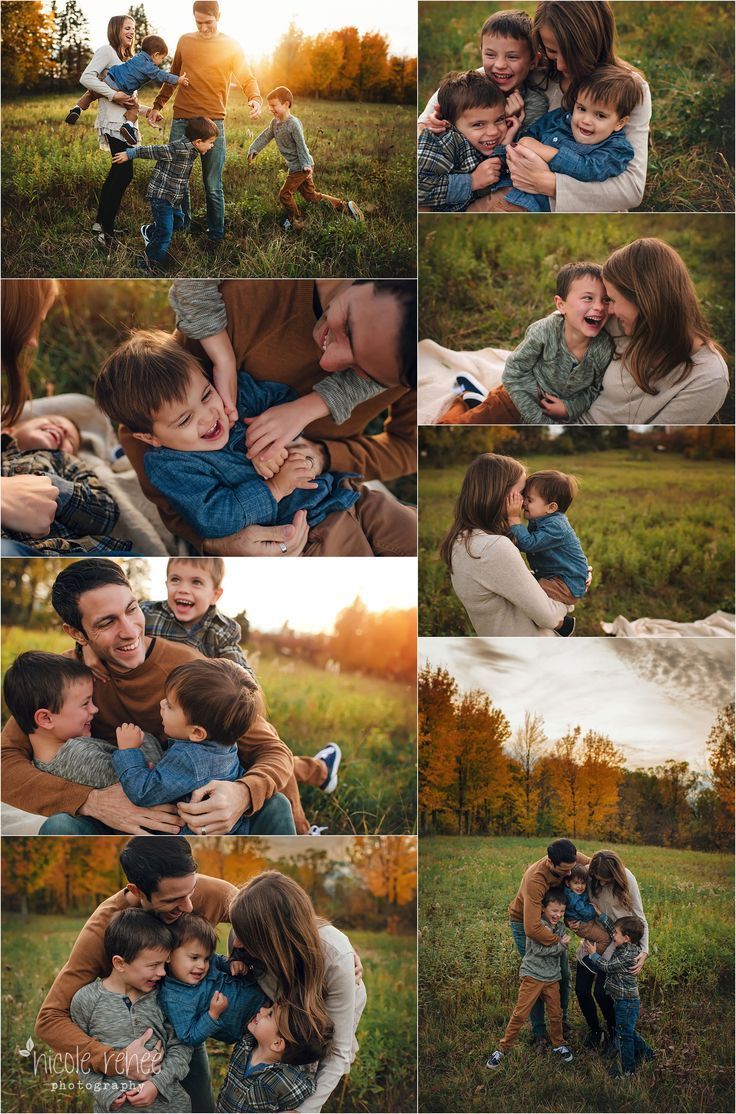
[506,143,557,198]
[539,392,569,418]
[201,510,310,557]
[418,102,448,135]
[111,91,137,109]
[1,474,59,535]
[177,780,250,834]
[506,488,524,525]
[629,950,647,975]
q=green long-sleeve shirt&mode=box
[519,917,568,982]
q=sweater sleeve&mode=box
[502,320,555,424]
[644,351,729,424]
[322,389,417,482]
[290,117,313,170]
[148,1022,193,1103]
[1,714,92,816]
[80,46,119,99]
[70,986,129,1112]
[230,43,261,102]
[248,120,275,158]
[296,945,356,1112]
[235,714,294,815]
[417,85,441,127]
[313,371,384,425]
[626,870,650,953]
[562,352,610,422]
[473,536,568,631]
[169,280,227,339]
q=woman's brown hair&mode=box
[588,850,632,909]
[603,238,718,395]
[229,872,333,1052]
[1,279,58,425]
[439,453,526,572]
[533,1,635,109]
[108,14,136,61]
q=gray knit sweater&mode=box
[34,733,164,788]
[519,918,568,982]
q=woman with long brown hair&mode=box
[439,453,571,636]
[228,871,366,1112]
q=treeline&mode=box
[420,425,735,468]
[1,2,416,104]
[419,663,734,851]
[2,835,417,933]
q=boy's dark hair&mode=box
[186,116,219,142]
[437,69,505,126]
[104,908,174,965]
[556,261,603,300]
[167,557,226,591]
[95,329,206,434]
[267,86,293,107]
[278,1000,334,1066]
[3,652,93,735]
[141,34,168,56]
[615,915,645,945]
[547,838,577,865]
[526,469,578,514]
[165,659,260,746]
[566,863,589,885]
[51,558,131,634]
[576,65,643,119]
[119,836,198,899]
[193,1,220,16]
[541,887,567,908]
[168,912,218,955]
[352,280,417,389]
[480,9,535,53]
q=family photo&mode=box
[418,214,733,427]
[417,0,734,213]
[1,0,417,277]
[418,425,734,637]
[1,556,417,836]
[1,277,417,558]
[2,834,417,1112]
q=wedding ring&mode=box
[200,827,207,835]
[306,455,314,470]
[279,542,288,553]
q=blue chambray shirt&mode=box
[144,371,360,540]
[112,737,243,808]
[509,511,589,598]
[564,887,598,922]
[106,51,179,95]
[503,107,635,211]
[160,954,267,1046]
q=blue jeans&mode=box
[614,997,652,1073]
[169,118,226,239]
[146,198,185,261]
[509,919,570,1038]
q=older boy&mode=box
[583,916,654,1077]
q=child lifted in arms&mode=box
[508,469,589,609]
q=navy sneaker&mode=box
[120,122,139,146]
[314,743,341,793]
[65,105,82,125]
[552,1045,573,1062]
[555,615,576,638]
[485,1050,504,1069]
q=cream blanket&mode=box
[418,338,509,424]
[601,610,735,637]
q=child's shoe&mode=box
[314,743,341,793]
[140,224,153,248]
[552,1045,573,1062]
[485,1049,504,1069]
[283,218,292,231]
[455,373,487,408]
[555,615,576,638]
[120,122,139,146]
[65,105,82,125]
[308,825,329,836]
[347,200,365,221]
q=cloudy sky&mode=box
[419,637,734,768]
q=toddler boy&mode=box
[562,864,613,949]
[7,414,81,455]
[508,470,589,606]
[248,86,363,231]
[70,908,192,1112]
[583,916,654,1077]
[486,887,574,1068]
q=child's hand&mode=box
[506,488,523,524]
[539,392,569,419]
[229,959,248,977]
[125,1081,158,1108]
[209,990,229,1019]
[583,939,596,954]
[244,400,314,464]
[505,106,525,143]
[178,71,190,87]
[112,152,130,165]
[252,447,288,480]
[504,90,525,119]
[418,103,449,135]
[517,136,558,163]
[471,158,502,191]
[81,642,110,684]
[561,934,571,946]
[116,723,145,750]
[266,452,319,502]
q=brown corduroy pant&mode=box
[499,976,563,1052]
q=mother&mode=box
[469,0,651,213]
[228,871,366,1113]
[572,850,649,1049]
[439,453,570,636]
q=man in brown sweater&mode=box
[120,279,418,555]
[1,560,295,834]
[147,1,262,247]
[507,838,591,1046]
[36,837,235,1111]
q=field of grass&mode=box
[1,627,417,834]
[0,917,416,1113]
[418,0,735,211]
[418,449,735,636]
[1,92,417,277]
[419,836,734,1113]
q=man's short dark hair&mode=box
[185,116,219,142]
[353,280,417,390]
[541,887,567,908]
[547,838,577,865]
[193,1,220,16]
[104,908,174,965]
[51,559,131,634]
[141,34,168,56]
[165,659,260,746]
[437,69,505,126]
[267,86,293,106]
[3,652,93,735]
[169,913,218,954]
[119,836,198,899]
[556,261,603,300]
[615,915,645,945]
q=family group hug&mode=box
[2,558,345,836]
[1,278,418,559]
[34,837,366,1112]
[66,2,364,269]
[487,840,652,1080]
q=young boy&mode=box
[506,66,643,211]
[417,70,521,212]
[159,914,267,1045]
[486,887,574,1068]
[508,470,589,606]
[248,86,364,231]
[583,916,654,1077]
[111,117,219,271]
[562,864,613,949]
[6,413,81,455]
[111,658,259,834]
[217,1002,332,1113]
[69,909,192,1113]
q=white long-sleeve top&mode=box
[80,44,136,148]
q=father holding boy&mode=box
[147,1,262,248]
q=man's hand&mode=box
[146,108,163,126]
[539,392,569,418]
[111,1031,162,1081]
[79,785,181,834]
[248,98,262,120]
[471,157,502,192]
[266,453,319,502]
[201,510,310,557]
[629,950,647,975]
[288,436,327,476]
[116,723,145,750]
[505,488,523,525]
[209,990,229,1019]
[1,474,59,535]
[126,1082,159,1108]
[252,447,288,480]
[112,151,131,165]
[418,102,449,135]
[178,71,190,87]
[111,91,137,109]
[80,642,110,684]
[177,780,250,834]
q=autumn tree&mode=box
[359,32,389,100]
[418,663,458,831]
[1,1,55,90]
[652,760,699,847]
[705,702,735,848]
[578,731,624,837]
[1,839,60,915]
[53,0,91,87]
[550,726,583,836]
[351,836,416,930]
[509,712,547,835]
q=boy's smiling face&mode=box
[36,677,98,741]
[543,900,566,926]
[134,365,229,453]
[481,33,534,94]
[268,96,290,120]
[168,939,212,985]
[555,275,609,339]
[571,95,628,146]
[115,946,170,995]
[13,415,80,455]
[613,926,632,948]
[566,876,587,895]
[166,563,222,627]
[522,484,554,520]
[454,103,509,154]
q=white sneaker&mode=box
[553,1045,573,1062]
[314,742,341,793]
[308,825,328,836]
[486,1050,504,1069]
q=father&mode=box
[148,1,262,248]
[36,837,234,1112]
[0,560,295,835]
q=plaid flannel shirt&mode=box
[216,1033,316,1113]
[1,436,129,555]
[140,601,253,676]
[127,136,199,205]
[417,128,508,211]
[587,941,642,1000]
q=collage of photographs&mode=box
[0,1,732,1113]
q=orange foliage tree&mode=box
[350,836,416,930]
[706,702,735,848]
